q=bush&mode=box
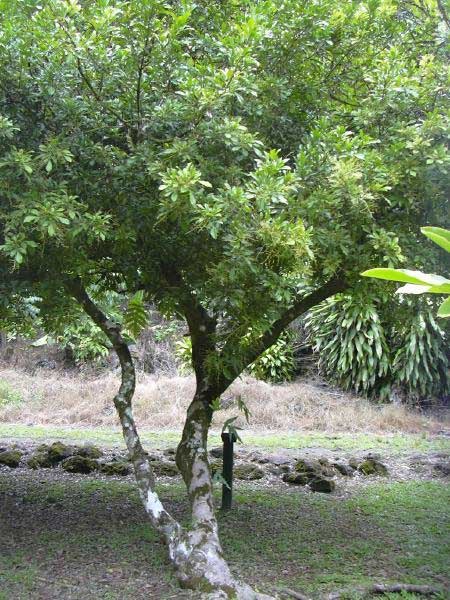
[0,379,22,408]
[393,310,449,400]
[306,294,449,401]
[306,294,391,398]
[249,332,295,383]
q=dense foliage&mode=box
[0,0,447,388]
[0,0,448,340]
[1,1,449,595]
[307,292,449,400]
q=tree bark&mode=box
[173,298,272,597]
[171,276,347,596]
[66,280,183,553]
[68,278,272,599]
[68,275,345,598]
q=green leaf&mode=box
[421,227,450,253]
[123,291,148,339]
[210,398,221,412]
[395,283,431,295]
[362,268,447,287]
[212,471,230,489]
[437,297,450,318]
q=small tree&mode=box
[1,1,449,597]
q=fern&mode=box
[123,291,148,340]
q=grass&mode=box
[1,422,450,453]
[1,367,447,434]
[0,473,448,599]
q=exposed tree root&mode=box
[370,584,441,596]
[327,583,441,599]
[202,583,275,599]
[278,587,311,599]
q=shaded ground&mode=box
[0,464,449,599]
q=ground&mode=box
[0,426,449,599]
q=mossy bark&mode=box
[68,279,272,599]
[69,274,344,597]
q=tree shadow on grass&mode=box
[0,471,448,599]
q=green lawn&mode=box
[1,422,449,453]
[0,470,448,599]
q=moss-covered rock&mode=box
[234,464,264,480]
[100,461,131,476]
[358,458,388,476]
[333,461,355,477]
[27,452,53,469]
[348,457,360,470]
[209,459,223,476]
[209,446,223,459]
[309,477,335,493]
[434,461,450,476]
[282,472,310,486]
[295,457,336,478]
[151,460,179,477]
[75,445,103,459]
[294,458,321,473]
[61,456,99,474]
[0,450,22,468]
[318,458,337,477]
[47,442,74,464]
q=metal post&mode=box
[220,431,237,510]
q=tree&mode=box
[1,1,449,597]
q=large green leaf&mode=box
[361,268,447,287]
[421,227,450,253]
[396,282,450,295]
[395,284,430,295]
[437,297,450,318]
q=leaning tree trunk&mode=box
[68,280,272,599]
[175,386,239,595]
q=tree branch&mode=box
[160,265,217,391]
[328,583,441,598]
[135,24,154,144]
[49,9,132,136]
[218,275,347,391]
[65,277,182,548]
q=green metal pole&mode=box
[221,431,236,510]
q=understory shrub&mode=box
[248,331,295,383]
[306,293,449,401]
[392,310,449,399]
[0,379,22,407]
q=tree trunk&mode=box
[175,383,274,599]
[68,279,272,599]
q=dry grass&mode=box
[0,366,446,434]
